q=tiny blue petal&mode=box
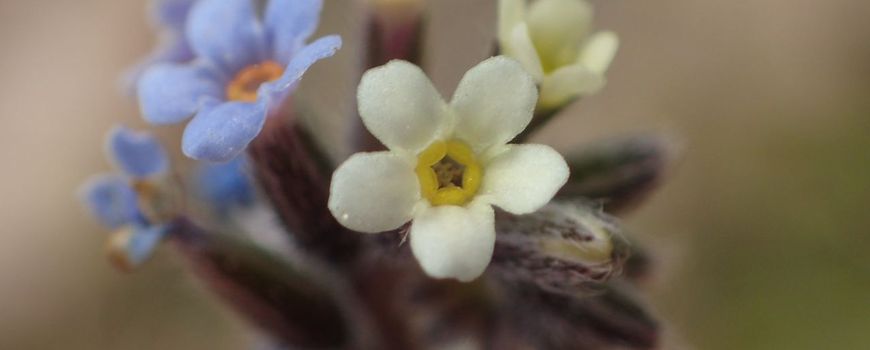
[265,0,323,64]
[186,0,266,74]
[182,101,267,162]
[123,0,197,95]
[123,34,196,95]
[262,35,342,103]
[196,156,255,212]
[107,125,169,178]
[79,174,140,229]
[151,34,196,64]
[151,0,197,33]
[138,60,225,125]
[126,224,169,267]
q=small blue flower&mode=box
[80,174,142,229]
[195,156,255,213]
[124,0,198,93]
[107,225,171,272]
[137,0,342,162]
[79,126,173,270]
[106,125,169,178]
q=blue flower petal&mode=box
[195,156,255,212]
[137,60,225,125]
[261,35,342,103]
[124,0,196,95]
[151,0,197,33]
[182,101,267,162]
[79,174,140,229]
[157,34,195,63]
[126,224,169,267]
[107,125,169,178]
[264,0,323,64]
[186,0,266,74]
[123,34,195,95]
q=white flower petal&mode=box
[409,201,495,282]
[503,24,544,80]
[451,56,537,152]
[539,63,604,109]
[480,144,569,215]
[578,31,619,75]
[497,0,526,45]
[526,0,593,70]
[329,152,420,233]
[358,60,448,153]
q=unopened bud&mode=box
[492,200,629,295]
[559,135,679,213]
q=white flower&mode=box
[328,56,569,281]
[498,0,619,109]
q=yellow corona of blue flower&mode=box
[137,0,342,162]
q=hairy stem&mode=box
[248,112,360,264]
[168,218,349,348]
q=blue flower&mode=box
[124,0,198,93]
[137,0,342,162]
[106,125,169,178]
[195,156,255,213]
[107,225,170,271]
[79,125,172,270]
[81,174,142,229]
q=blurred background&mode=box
[1,0,868,348]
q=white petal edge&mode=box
[497,0,526,44]
[451,56,537,152]
[409,201,495,282]
[479,144,569,215]
[358,60,448,153]
[538,63,604,109]
[578,31,619,75]
[328,152,420,233]
[502,24,544,80]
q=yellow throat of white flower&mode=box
[416,140,482,206]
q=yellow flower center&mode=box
[416,140,482,206]
[226,61,285,102]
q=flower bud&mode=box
[559,135,679,213]
[492,200,629,295]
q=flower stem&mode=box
[167,218,349,348]
[514,102,572,143]
[248,111,361,264]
